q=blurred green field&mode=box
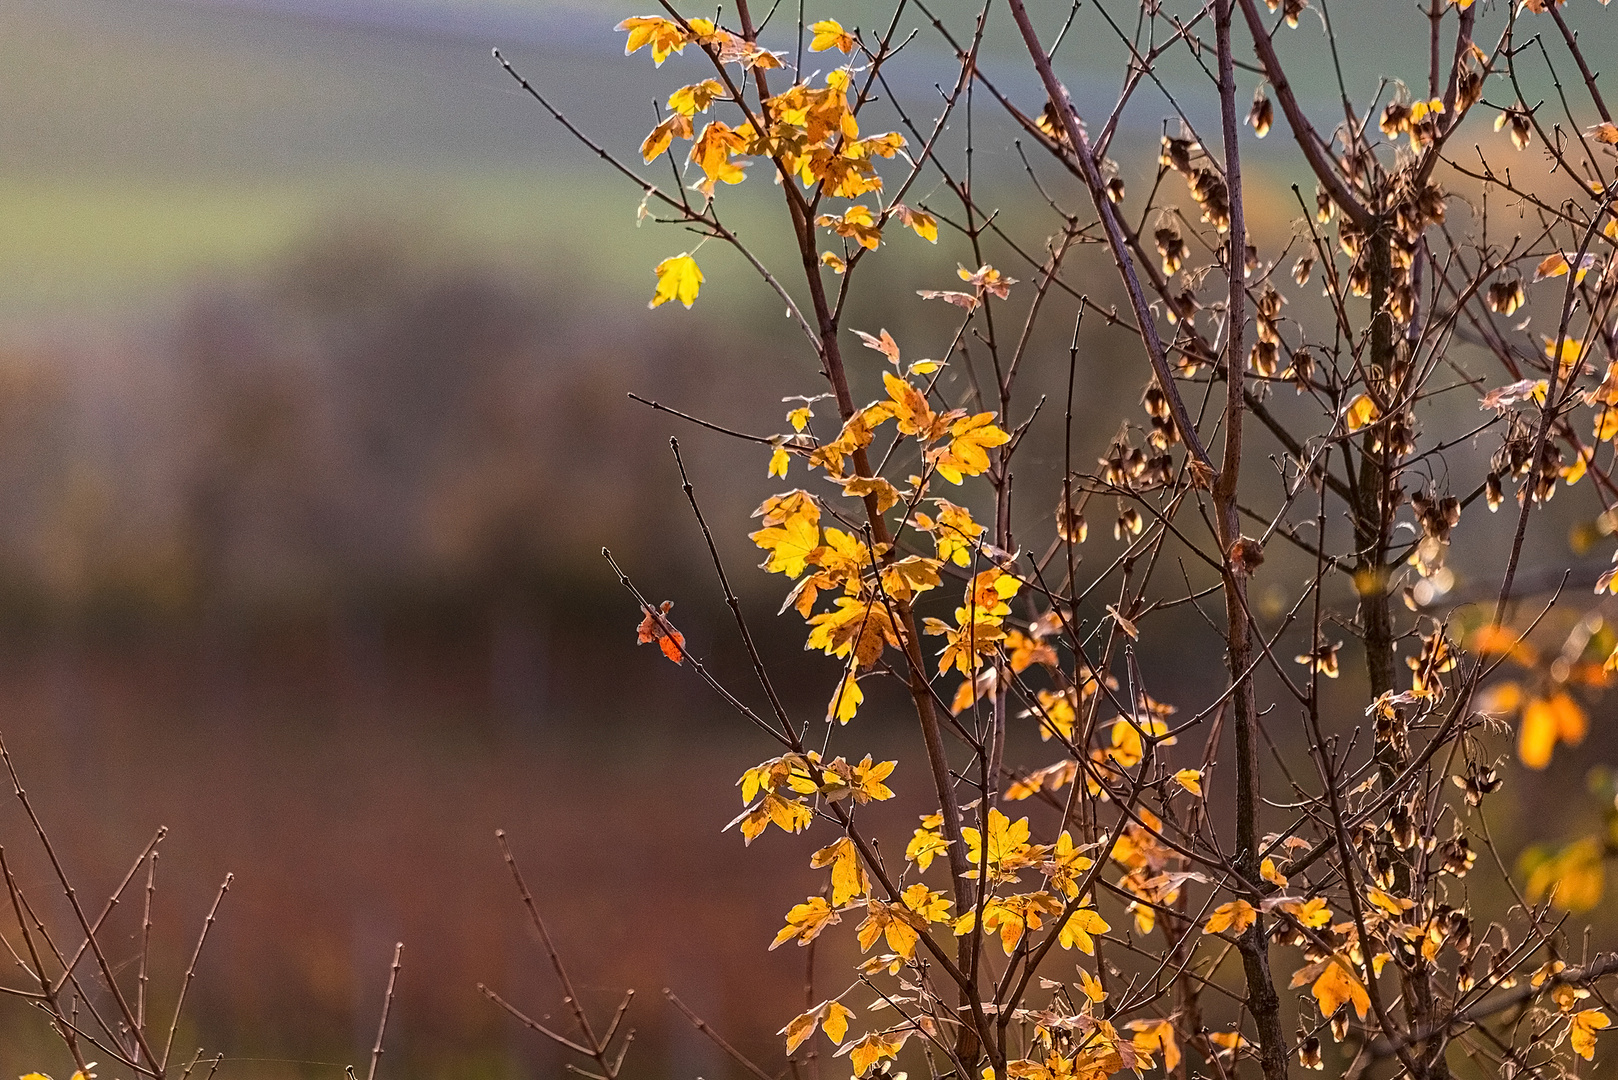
[8,0,1613,317]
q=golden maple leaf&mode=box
[1571,1009,1610,1060]
[1057,906,1110,953]
[770,896,840,949]
[616,16,691,65]
[650,253,703,309]
[808,18,856,53]
[1204,900,1256,936]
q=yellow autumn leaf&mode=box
[811,836,871,906]
[1261,857,1289,888]
[1078,967,1107,1002]
[667,79,724,117]
[1544,335,1583,371]
[840,475,902,513]
[1127,1019,1180,1074]
[842,1031,905,1076]
[857,899,922,958]
[650,253,703,309]
[809,18,856,53]
[906,824,950,870]
[901,882,952,924]
[780,1010,818,1055]
[1057,906,1110,953]
[822,1001,854,1044]
[931,413,1011,484]
[1519,690,1587,769]
[617,16,691,65]
[768,445,789,477]
[1344,393,1381,432]
[640,113,692,162]
[1523,835,1606,912]
[1204,899,1256,936]
[1572,1009,1611,1060]
[770,895,841,949]
[894,203,939,243]
[827,672,863,724]
[1534,251,1597,284]
[1173,769,1203,796]
[1308,956,1370,1020]
[750,504,820,577]
[1366,887,1414,916]
[1280,896,1333,928]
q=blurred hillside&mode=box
[2,2,1618,1080]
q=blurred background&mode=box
[1,2,1616,1079]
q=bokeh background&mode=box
[2,2,1616,1079]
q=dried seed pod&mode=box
[1486,277,1525,316]
[1485,471,1504,511]
[1106,175,1126,203]
[1257,283,1285,319]
[1496,104,1532,150]
[1265,0,1307,28]
[1248,87,1274,137]
[1455,760,1502,804]
[1298,1033,1323,1070]
[1389,281,1417,324]
[1387,803,1418,851]
[1187,168,1232,232]
[1159,135,1197,174]
[1155,226,1188,276]
[1419,183,1447,225]
[1285,347,1315,390]
[1166,288,1200,325]
[1338,220,1362,259]
[1381,99,1411,138]
[1249,340,1281,377]
[1488,949,1518,989]
[1348,263,1371,297]
[1316,187,1335,224]
[1292,254,1315,286]
[1457,68,1483,112]
[1056,492,1087,544]
[1445,907,1473,953]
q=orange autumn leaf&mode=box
[635,600,685,662]
[1293,955,1370,1020]
[640,113,693,162]
[1572,1009,1611,1060]
[1203,899,1256,936]
[1518,691,1587,769]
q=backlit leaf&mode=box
[650,253,704,309]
